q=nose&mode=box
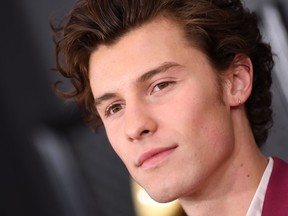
[124,102,157,142]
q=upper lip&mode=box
[136,145,178,167]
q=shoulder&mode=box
[262,157,288,216]
[270,157,288,182]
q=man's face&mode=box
[89,18,235,202]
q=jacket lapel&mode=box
[262,157,288,216]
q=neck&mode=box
[179,108,268,216]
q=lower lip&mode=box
[140,148,176,169]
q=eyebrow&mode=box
[94,61,181,106]
[136,61,181,83]
[94,93,118,106]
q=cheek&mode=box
[195,111,235,165]
[171,88,234,149]
[105,127,124,157]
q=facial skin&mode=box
[89,17,235,199]
[89,17,267,215]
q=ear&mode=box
[225,54,253,107]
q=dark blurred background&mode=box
[0,0,287,216]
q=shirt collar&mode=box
[246,157,273,216]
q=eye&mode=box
[151,81,175,94]
[105,103,125,117]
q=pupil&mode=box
[159,82,168,89]
[113,105,120,113]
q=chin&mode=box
[147,188,180,203]
[151,195,174,204]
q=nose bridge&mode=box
[124,98,157,141]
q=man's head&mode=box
[54,0,273,146]
[88,15,252,202]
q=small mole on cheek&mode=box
[240,163,244,167]
[246,174,250,178]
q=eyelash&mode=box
[151,81,175,94]
[104,102,125,117]
[104,80,175,118]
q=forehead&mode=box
[89,18,187,65]
[88,17,203,96]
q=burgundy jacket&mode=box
[262,157,288,216]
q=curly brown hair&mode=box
[52,0,274,147]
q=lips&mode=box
[137,145,178,169]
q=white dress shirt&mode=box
[246,157,273,216]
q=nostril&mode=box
[141,130,150,135]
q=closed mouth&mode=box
[137,145,178,168]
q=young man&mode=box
[53,0,288,215]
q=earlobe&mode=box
[227,54,253,107]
